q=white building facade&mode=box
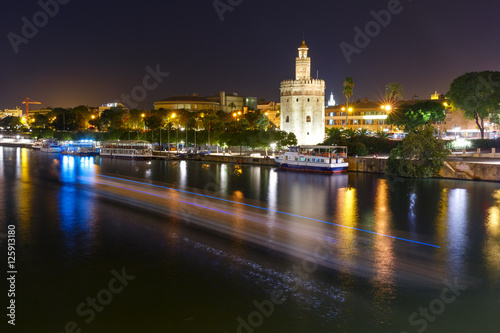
[280,41,325,145]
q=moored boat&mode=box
[32,140,43,150]
[100,140,152,160]
[274,145,348,173]
[61,140,99,156]
[40,141,61,153]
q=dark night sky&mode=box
[1,0,499,110]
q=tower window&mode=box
[286,116,290,123]
[296,98,299,102]
[307,98,310,102]
[306,115,311,122]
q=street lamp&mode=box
[342,106,353,128]
[141,113,146,133]
[382,104,392,132]
[168,113,176,153]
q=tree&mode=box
[357,128,370,137]
[201,112,219,146]
[342,128,357,139]
[387,125,450,178]
[0,116,22,130]
[387,101,446,132]
[325,127,343,143]
[343,76,354,107]
[385,82,404,102]
[32,114,49,129]
[447,71,500,139]
[228,102,237,113]
[255,114,270,130]
[100,107,127,130]
[144,115,163,132]
[72,105,92,131]
[375,129,391,139]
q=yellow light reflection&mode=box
[435,188,449,255]
[484,190,500,283]
[17,149,33,233]
[373,179,395,284]
[234,165,243,176]
[335,186,359,277]
[371,180,396,324]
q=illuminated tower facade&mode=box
[280,41,325,145]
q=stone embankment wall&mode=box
[440,161,500,182]
[153,152,277,166]
[0,142,33,148]
[347,157,500,182]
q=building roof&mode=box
[156,96,219,104]
[326,98,447,110]
[299,40,308,48]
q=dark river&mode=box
[1,147,499,333]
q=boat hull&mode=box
[40,148,61,153]
[100,153,152,160]
[61,152,99,156]
[277,162,348,173]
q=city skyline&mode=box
[2,0,499,110]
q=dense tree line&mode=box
[23,106,296,151]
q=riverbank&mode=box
[347,156,500,182]
[152,151,278,165]
[0,142,34,148]
[3,143,499,182]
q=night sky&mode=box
[2,0,499,110]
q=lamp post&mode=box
[141,113,145,140]
[169,113,176,152]
[382,104,392,132]
[342,106,353,128]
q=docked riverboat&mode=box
[100,140,152,160]
[274,145,348,173]
[40,141,61,153]
[32,140,43,150]
[61,140,99,156]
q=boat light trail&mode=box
[96,174,441,249]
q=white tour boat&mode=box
[32,140,43,150]
[100,140,152,160]
[274,145,349,173]
[40,141,61,153]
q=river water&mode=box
[1,147,499,332]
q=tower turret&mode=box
[296,40,311,81]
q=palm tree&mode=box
[375,129,391,139]
[228,102,237,113]
[385,82,404,102]
[342,128,357,140]
[343,77,354,127]
[343,77,354,106]
[357,128,370,137]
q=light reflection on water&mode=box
[2,148,500,332]
[484,190,500,283]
